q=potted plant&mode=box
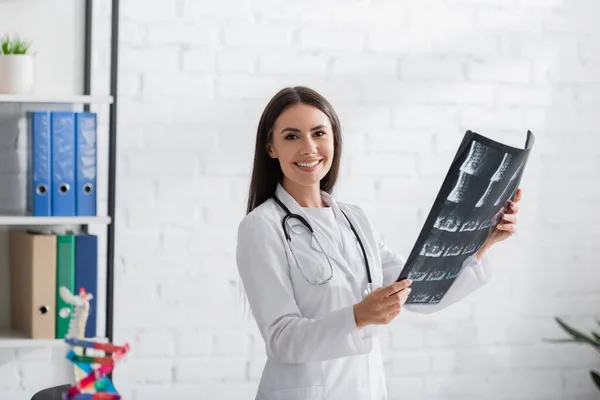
[0,33,34,95]
[546,317,600,391]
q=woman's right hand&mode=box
[353,280,412,329]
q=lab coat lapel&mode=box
[274,184,358,283]
[332,200,375,279]
[322,193,365,287]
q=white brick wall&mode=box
[111,0,600,398]
[3,0,600,399]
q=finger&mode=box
[507,201,519,214]
[513,188,522,203]
[497,223,517,234]
[383,301,402,314]
[382,305,402,323]
[379,312,397,325]
[501,213,517,224]
[389,295,407,315]
[496,222,509,230]
[386,308,401,321]
[381,290,403,308]
[399,288,411,306]
[383,287,411,308]
[380,279,412,298]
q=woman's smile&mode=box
[294,159,323,172]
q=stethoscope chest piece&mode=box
[362,283,375,299]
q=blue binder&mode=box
[51,112,76,216]
[27,111,52,216]
[74,234,98,338]
[75,112,97,216]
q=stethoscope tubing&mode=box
[272,195,372,287]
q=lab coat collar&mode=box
[274,183,360,285]
[273,182,337,228]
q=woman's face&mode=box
[268,103,334,189]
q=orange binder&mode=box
[8,230,57,339]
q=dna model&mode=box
[59,287,130,400]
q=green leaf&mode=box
[554,317,600,350]
[1,34,11,54]
[0,34,31,55]
[591,370,600,392]
[544,338,580,344]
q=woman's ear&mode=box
[266,142,277,159]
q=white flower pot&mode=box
[0,54,35,95]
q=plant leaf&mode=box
[591,370,600,391]
[554,317,600,350]
[1,34,11,54]
[0,34,31,55]
[544,338,580,344]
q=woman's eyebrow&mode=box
[280,125,328,134]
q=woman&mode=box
[236,86,520,400]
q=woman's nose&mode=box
[301,137,317,155]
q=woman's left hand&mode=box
[489,187,521,245]
[476,188,522,259]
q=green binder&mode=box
[56,235,75,339]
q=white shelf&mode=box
[0,330,67,348]
[0,330,109,348]
[0,215,111,225]
[0,94,113,104]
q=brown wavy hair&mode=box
[246,86,343,214]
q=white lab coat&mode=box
[236,183,492,400]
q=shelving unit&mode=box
[0,215,112,226]
[0,0,120,350]
[0,94,114,104]
[0,329,68,348]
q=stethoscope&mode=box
[272,195,374,297]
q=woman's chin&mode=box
[284,174,325,188]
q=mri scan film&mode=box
[397,130,535,304]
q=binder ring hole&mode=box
[59,184,70,194]
[39,306,48,315]
[83,183,93,194]
[36,184,47,195]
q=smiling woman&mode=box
[235,86,505,400]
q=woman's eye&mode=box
[314,131,326,137]
[284,134,298,140]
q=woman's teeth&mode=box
[296,160,320,168]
